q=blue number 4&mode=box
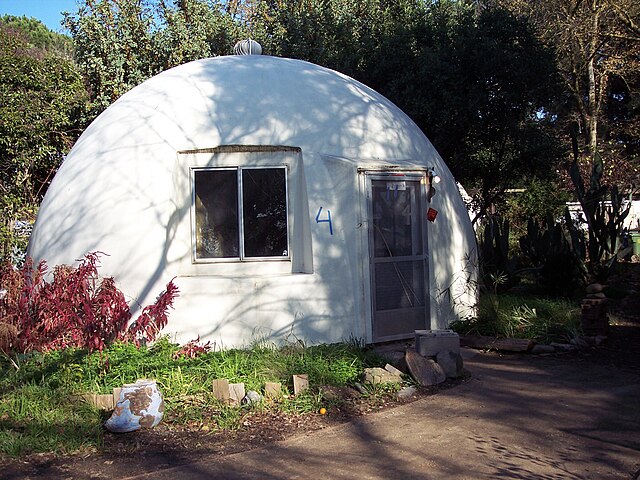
[316,207,333,235]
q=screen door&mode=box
[367,173,429,341]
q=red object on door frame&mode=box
[427,208,438,222]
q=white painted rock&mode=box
[104,379,164,433]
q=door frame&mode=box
[361,170,431,343]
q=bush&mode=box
[0,252,178,354]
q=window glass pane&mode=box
[242,168,288,257]
[194,170,239,258]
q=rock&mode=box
[586,283,604,294]
[586,292,606,299]
[363,367,402,385]
[353,382,367,394]
[241,390,262,406]
[570,337,590,349]
[104,379,164,433]
[550,342,577,352]
[397,386,417,400]
[530,344,556,355]
[594,335,608,346]
[384,363,404,377]
[436,350,464,378]
[405,349,446,386]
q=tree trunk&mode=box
[585,0,601,162]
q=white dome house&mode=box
[28,45,478,347]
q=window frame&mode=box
[191,165,290,264]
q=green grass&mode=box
[450,293,581,344]
[0,337,386,458]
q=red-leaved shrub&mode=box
[0,252,179,353]
[172,337,212,359]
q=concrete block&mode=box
[212,378,231,402]
[84,393,114,410]
[112,387,122,408]
[415,329,460,357]
[436,350,464,378]
[229,383,245,405]
[293,374,309,395]
[264,382,282,398]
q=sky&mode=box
[0,0,78,33]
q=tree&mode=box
[64,0,249,117]
[154,0,246,69]
[367,3,565,222]
[493,0,640,191]
[0,14,74,58]
[63,0,158,117]
[0,23,88,263]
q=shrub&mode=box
[0,252,178,354]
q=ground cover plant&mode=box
[0,337,389,458]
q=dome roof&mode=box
[28,54,477,346]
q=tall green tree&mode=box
[154,0,245,68]
[0,14,74,58]
[367,3,564,222]
[0,23,88,262]
[493,0,640,190]
[64,0,248,117]
[63,0,157,117]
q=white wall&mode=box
[28,55,478,347]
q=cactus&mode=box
[478,215,517,291]
[569,148,630,273]
[518,211,587,297]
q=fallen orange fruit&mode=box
[319,407,327,415]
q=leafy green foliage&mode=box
[0,15,73,57]
[518,211,588,297]
[0,23,88,263]
[0,338,387,456]
[63,0,157,117]
[63,0,247,118]
[450,293,581,343]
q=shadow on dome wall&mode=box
[27,55,477,347]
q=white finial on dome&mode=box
[233,39,262,55]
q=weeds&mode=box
[0,337,388,458]
[451,293,581,343]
